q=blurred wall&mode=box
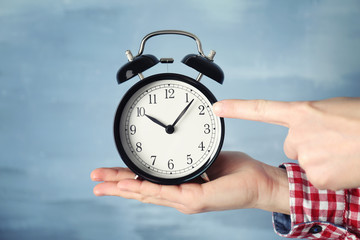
[1,1,359,239]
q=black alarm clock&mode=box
[114,30,225,185]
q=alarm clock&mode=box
[114,30,225,185]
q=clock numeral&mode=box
[135,142,142,152]
[198,105,205,115]
[186,154,193,165]
[137,107,145,117]
[185,93,189,103]
[168,159,174,170]
[151,155,156,165]
[149,94,157,104]
[165,88,175,99]
[204,124,211,134]
[198,141,205,151]
[129,125,136,135]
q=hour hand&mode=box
[145,114,167,129]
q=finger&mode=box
[117,179,182,203]
[93,181,123,196]
[118,179,205,205]
[118,180,189,210]
[117,179,206,213]
[93,181,186,210]
[213,99,293,127]
[120,190,187,211]
[91,167,135,182]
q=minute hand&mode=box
[171,99,194,127]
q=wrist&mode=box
[255,164,290,215]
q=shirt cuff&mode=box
[273,163,348,239]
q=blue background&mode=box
[1,0,359,239]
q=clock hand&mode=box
[145,114,167,129]
[146,114,175,134]
[171,99,194,128]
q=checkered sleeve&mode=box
[272,163,360,239]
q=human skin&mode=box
[91,151,290,215]
[213,97,360,191]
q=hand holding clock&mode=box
[91,151,290,215]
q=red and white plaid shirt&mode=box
[273,163,360,239]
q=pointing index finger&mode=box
[213,99,293,127]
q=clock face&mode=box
[114,73,224,184]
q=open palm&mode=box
[91,151,289,214]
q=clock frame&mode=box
[114,73,224,185]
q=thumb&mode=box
[213,99,292,127]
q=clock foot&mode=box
[134,175,143,180]
[200,172,210,182]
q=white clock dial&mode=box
[115,74,224,184]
